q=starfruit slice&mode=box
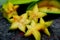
[10,13,30,32]
[2,2,19,19]
[24,18,53,40]
[27,4,47,22]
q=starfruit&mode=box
[38,1,60,14]
[27,4,47,22]
[2,2,19,20]
[24,18,53,40]
[10,13,30,32]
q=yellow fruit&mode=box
[24,18,53,40]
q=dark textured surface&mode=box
[0,12,35,40]
[0,12,60,40]
[0,3,60,40]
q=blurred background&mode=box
[0,0,60,40]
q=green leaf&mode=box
[9,0,39,4]
[27,2,37,10]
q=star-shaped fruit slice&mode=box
[25,20,41,40]
[10,13,30,32]
[2,2,19,19]
[24,18,53,40]
[27,4,47,22]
